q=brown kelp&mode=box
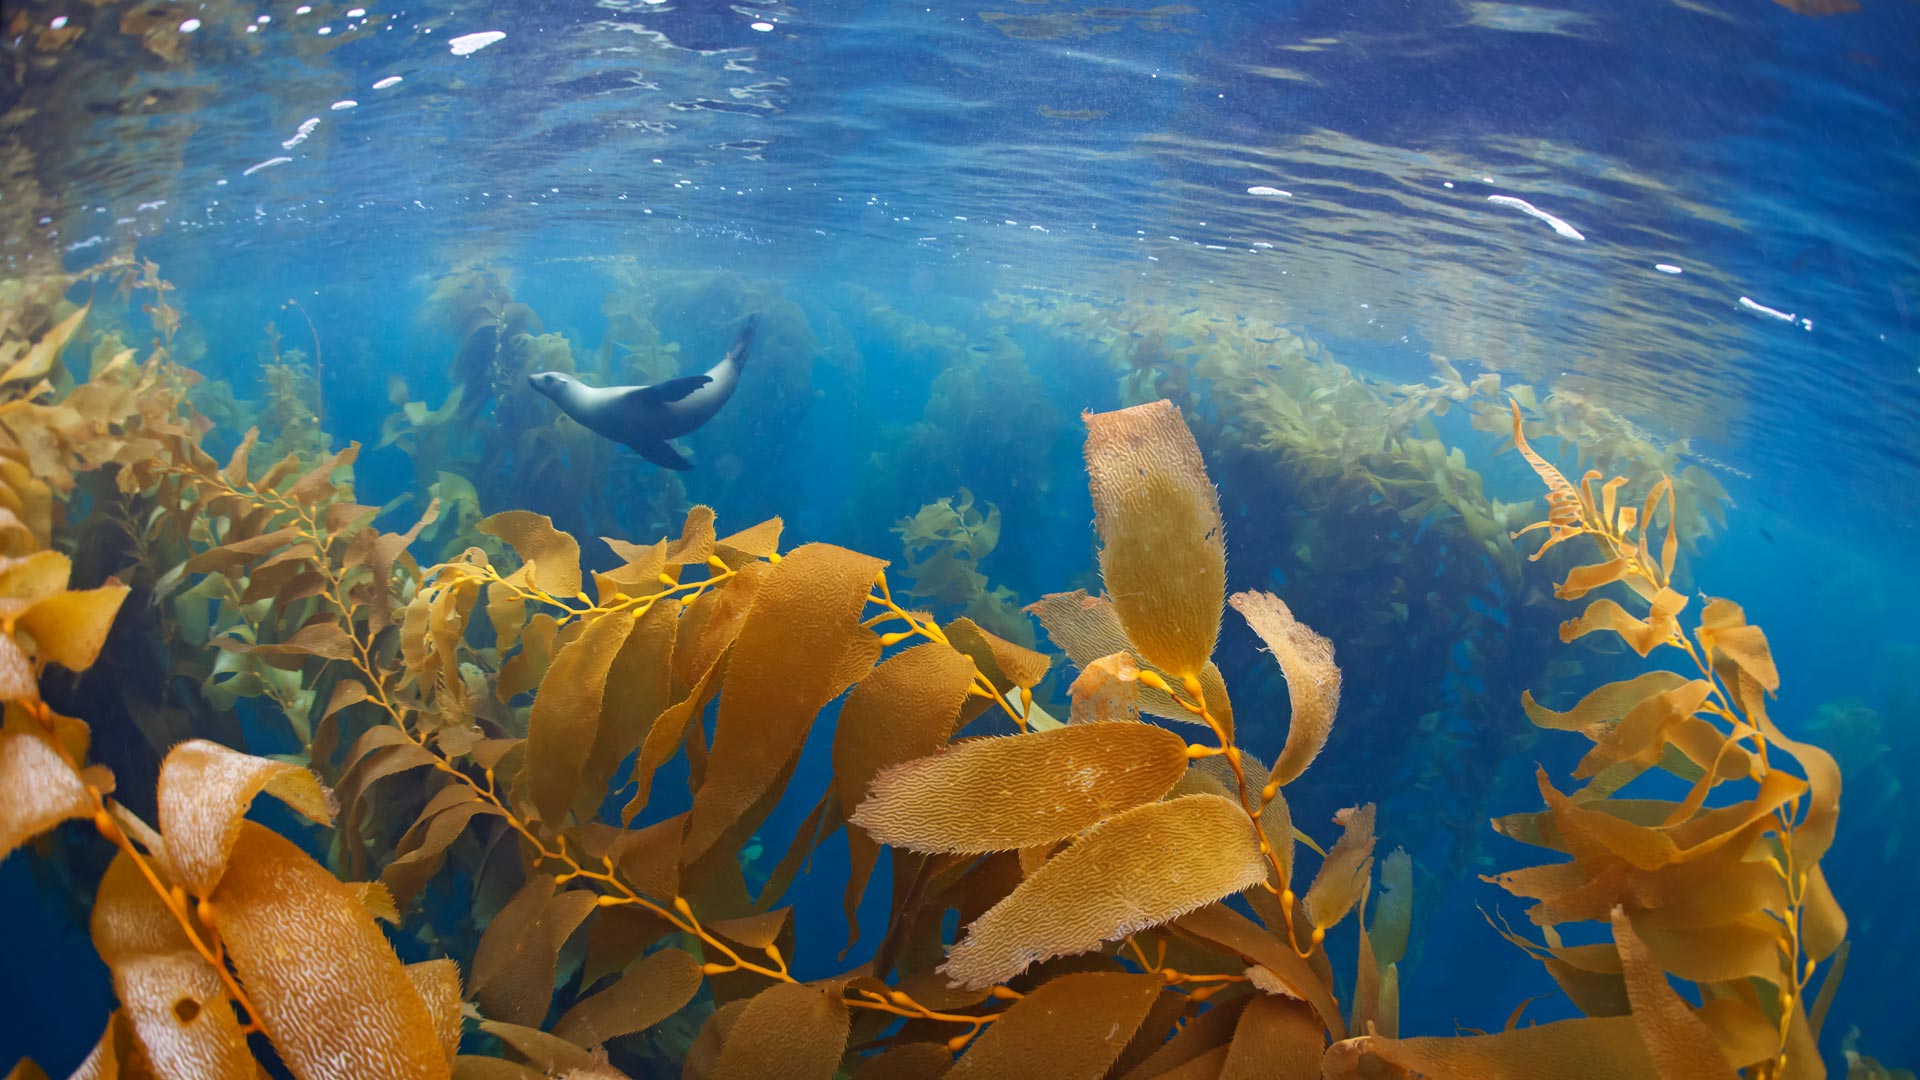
[1326,401,1847,1079]
[0,273,478,1079]
[892,488,1037,649]
[0,254,1877,1078]
[8,329,1421,1074]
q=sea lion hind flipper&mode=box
[628,374,712,405]
[629,439,694,471]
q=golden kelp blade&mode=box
[832,641,978,947]
[1326,1016,1658,1080]
[404,960,464,1067]
[1027,589,1232,731]
[684,543,884,863]
[1082,401,1226,681]
[155,739,335,898]
[477,511,582,597]
[1220,994,1326,1080]
[1610,908,1738,1080]
[15,582,129,672]
[1302,804,1375,935]
[1228,591,1340,787]
[551,947,704,1047]
[850,722,1190,854]
[1067,651,1142,724]
[946,971,1162,1078]
[470,879,600,1027]
[212,822,450,1080]
[91,853,255,1080]
[939,794,1265,989]
[524,610,636,825]
[0,729,96,860]
[710,982,850,1080]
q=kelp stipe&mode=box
[1328,400,1848,1079]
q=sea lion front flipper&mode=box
[630,439,694,471]
[628,374,712,405]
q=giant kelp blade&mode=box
[943,617,1050,693]
[579,600,677,820]
[850,1043,953,1079]
[833,642,977,947]
[1173,902,1344,1039]
[683,543,884,865]
[1560,590,1688,657]
[156,739,335,898]
[710,982,849,1080]
[1303,804,1375,933]
[382,792,503,909]
[0,729,95,860]
[1324,1015,1657,1079]
[1081,401,1226,681]
[90,853,255,1080]
[1218,994,1324,1080]
[947,971,1160,1079]
[474,1022,601,1076]
[1229,591,1340,787]
[552,947,703,1047]
[212,822,449,1080]
[406,959,464,1068]
[1027,590,1231,731]
[17,582,129,672]
[851,722,1190,854]
[940,794,1265,989]
[1697,599,1780,693]
[469,879,599,1028]
[524,609,636,825]
[477,511,582,597]
[1520,671,1692,734]
[1,302,89,385]
[1372,847,1412,969]
[1610,908,1738,1080]
[1112,996,1249,1080]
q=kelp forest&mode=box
[0,244,1900,1080]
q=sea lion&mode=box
[528,316,755,471]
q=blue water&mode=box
[4,0,1918,1075]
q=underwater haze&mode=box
[2,0,1917,1077]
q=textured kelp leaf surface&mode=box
[0,729,95,860]
[470,879,599,1028]
[685,543,883,863]
[1326,1015,1658,1080]
[212,823,449,1080]
[947,971,1161,1079]
[156,739,335,897]
[552,947,703,1047]
[710,981,850,1080]
[941,794,1265,988]
[1229,591,1340,788]
[524,609,636,824]
[851,722,1190,854]
[91,853,255,1080]
[1082,401,1226,680]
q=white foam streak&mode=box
[282,117,321,149]
[1486,195,1584,240]
[1738,296,1795,322]
[243,157,293,176]
[449,30,506,55]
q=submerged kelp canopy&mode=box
[0,260,1874,1080]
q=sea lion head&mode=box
[527,370,573,400]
